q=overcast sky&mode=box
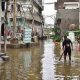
[42,0,57,25]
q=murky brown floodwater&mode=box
[0,39,80,80]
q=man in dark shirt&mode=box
[62,36,73,61]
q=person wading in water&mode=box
[62,36,73,61]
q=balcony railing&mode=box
[33,0,43,9]
[7,11,42,23]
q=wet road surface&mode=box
[0,39,80,80]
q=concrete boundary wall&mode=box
[56,9,79,33]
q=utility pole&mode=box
[0,16,1,52]
[4,0,9,53]
[13,0,16,38]
[79,4,80,29]
[30,0,34,34]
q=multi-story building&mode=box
[55,0,79,10]
[55,0,79,35]
[0,0,7,38]
[0,0,7,50]
[0,0,43,41]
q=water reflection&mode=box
[41,39,56,80]
[0,40,80,80]
[2,42,43,80]
[54,42,80,80]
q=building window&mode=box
[1,1,5,11]
[1,23,4,36]
[17,4,21,11]
[10,18,13,22]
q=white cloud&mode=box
[42,0,57,25]
[43,4,55,15]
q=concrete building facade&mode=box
[64,2,79,9]
[56,9,79,33]
[55,0,79,35]
[0,0,43,40]
[55,0,79,10]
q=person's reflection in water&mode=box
[63,61,71,80]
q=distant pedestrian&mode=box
[62,35,73,61]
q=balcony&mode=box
[25,12,42,23]
[33,0,43,9]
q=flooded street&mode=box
[0,39,80,80]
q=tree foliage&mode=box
[51,26,61,42]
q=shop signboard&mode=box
[23,28,32,43]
